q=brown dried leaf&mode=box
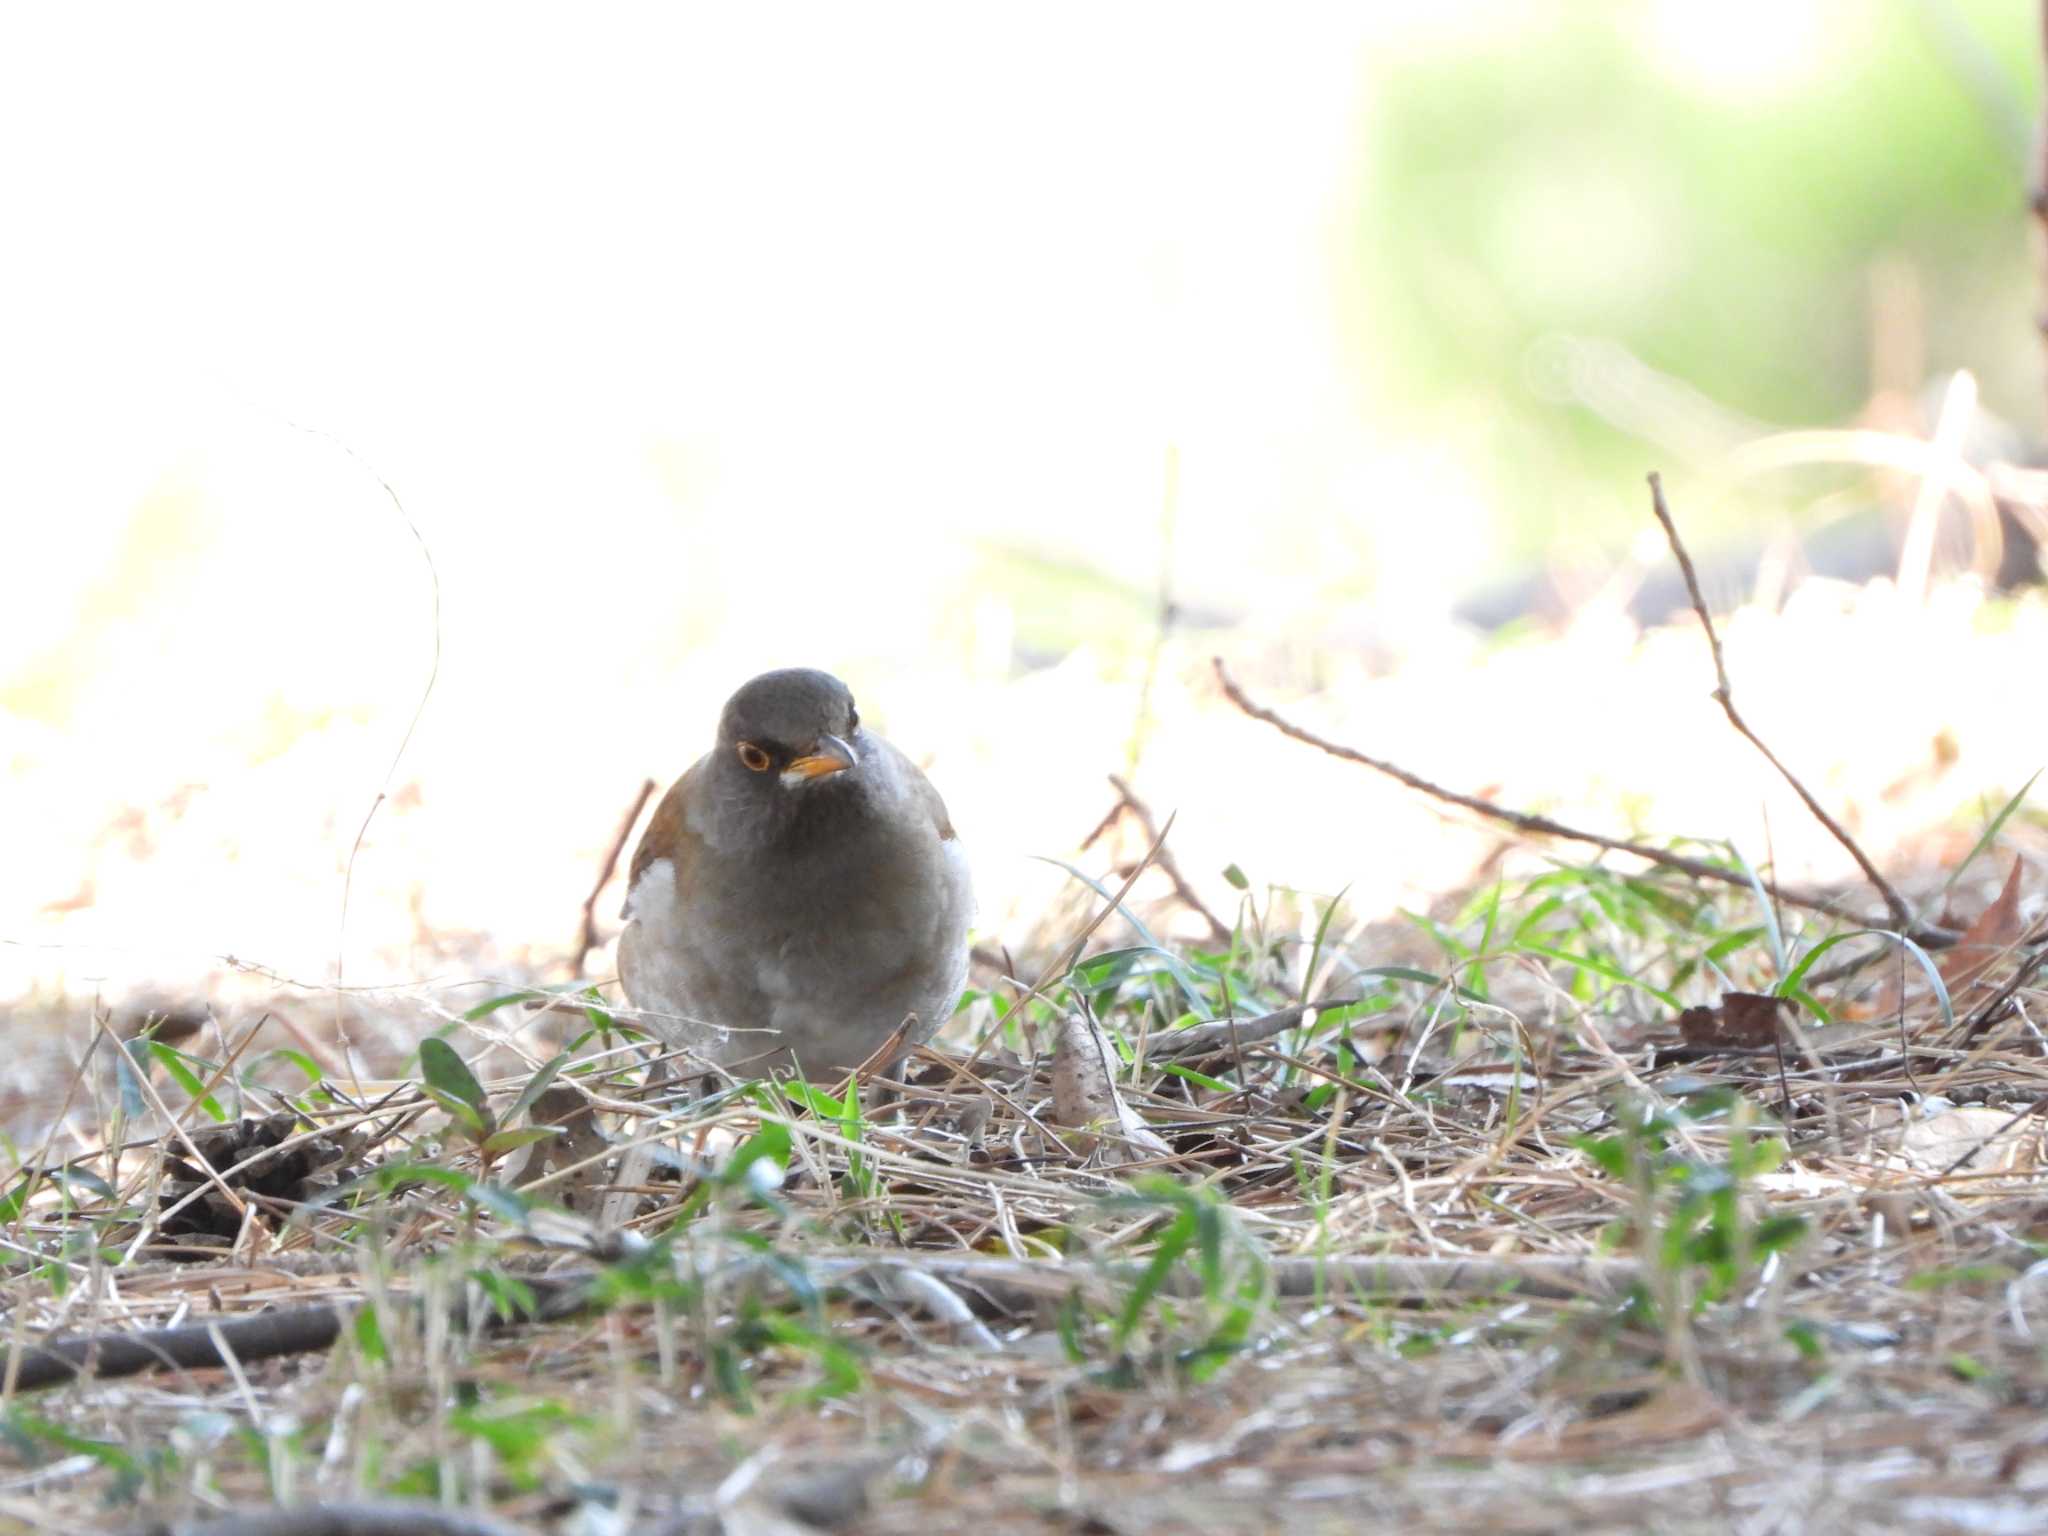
[1840,857,2028,1021]
[1677,992,1787,1049]
[1937,857,2027,997]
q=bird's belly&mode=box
[621,847,967,1077]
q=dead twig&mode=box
[1211,659,1954,946]
[30,1250,1636,1397]
[1146,999,1368,1060]
[573,777,658,976]
[1107,773,1234,946]
[2033,0,2048,403]
[2,1274,599,1393]
[1646,472,1915,933]
[133,1503,537,1536]
[1951,937,2048,1047]
[844,1251,1637,1308]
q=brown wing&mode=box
[624,760,706,915]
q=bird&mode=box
[616,667,973,1082]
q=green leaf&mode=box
[1033,857,1210,997]
[1946,768,2041,894]
[1522,945,1680,1009]
[468,1268,541,1322]
[1303,884,1353,995]
[5,1412,143,1499]
[1345,965,1445,989]
[240,1048,324,1089]
[419,1037,492,1139]
[462,991,544,1022]
[1221,863,1250,891]
[1720,841,1786,978]
[749,1313,867,1402]
[481,1126,559,1158]
[0,1165,120,1224]
[1571,1133,1631,1181]
[144,1041,227,1123]
[723,1119,792,1196]
[1906,1263,2015,1291]
[1115,1205,1196,1347]
[1056,1290,1088,1363]
[465,1181,533,1225]
[1782,1321,1824,1361]
[504,1053,572,1124]
[1158,1063,1234,1093]
[709,1340,752,1408]
[1703,925,1768,964]
[353,1304,387,1365]
[781,1081,846,1119]
[420,1037,487,1114]
[1777,929,1956,1034]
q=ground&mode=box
[0,582,2044,1536]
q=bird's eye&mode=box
[737,741,773,773]
[847,705,860,732]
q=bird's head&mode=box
[710,668,867,836]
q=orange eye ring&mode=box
[737,741,773,773]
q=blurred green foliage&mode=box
[1354,1,2037,560]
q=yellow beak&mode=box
[781,733,858,785]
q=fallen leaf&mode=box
[1937,857,2028,997]
[1869,1102,2041,1175]
[1677,992,1788,1049]
[1840,856,2029,1020]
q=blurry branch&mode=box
[11,1250,1637,1402]
[1912,0,2032,172]
[285,422,443,1084]
[1030,809,1178,994]
[1145,999,1368,1062]
[1895,371,1979,603]
[2036,0,2048,424]
[1105,772,1233,948]
[1948,925,2048,1048]
[135,1504,538,1536]
[1647,473,1913,934]
[1212,658,1955,948]
[1525,332,1770,470]
[1727,417,2005,586]
[573,777,658,976]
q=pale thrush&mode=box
[617,668,973,1080]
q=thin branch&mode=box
[2036,0,2048,415]
[135,1502,537,1536]
[18,1251,1636,1397]
[1212,659,1952,945]
[1106,773,1234,947]
[292,424,442,1088]
[573,777,658,976]
[1146,999,1372,1061]
[1646,472,1914,932]
[1950,936,2048,1047]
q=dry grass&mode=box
[2,858,2045,1533]
[1,581,2045,1535]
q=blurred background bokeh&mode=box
[4,2,2044,1066]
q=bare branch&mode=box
[573,777,658,976]
[1646,472,1914,932]
[1212,658,1954,947]
[1106,773,1234,947]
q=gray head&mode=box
[707,668,868,839]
